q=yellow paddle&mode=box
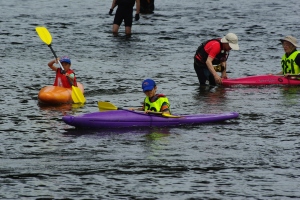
[98,101,119,111]
[98,101,181,118]
[35,26,86,104]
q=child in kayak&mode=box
[132,79,171,114]
[47,56,77,88]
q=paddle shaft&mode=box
[114,106,165,115]
[48,45,66,73]
[97,101,180,118]
[286,74,300,79]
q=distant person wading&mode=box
[140,0,155,14]
[109,0,140,37]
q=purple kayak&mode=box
[62,110,239,129]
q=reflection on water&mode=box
[144,128,171,141]
[38,102,85,112]
[63,126,172,138]
[193,86,229,113]
[196,86,226,103]
[280,86,300,105]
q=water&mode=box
[1,0,300,199]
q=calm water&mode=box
[1,0,300,199]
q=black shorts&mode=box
[113,7,133,27]
[194,61,216,86]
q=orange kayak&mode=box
[38,82,84,105]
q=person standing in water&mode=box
[109,0,140,37]
[194,33,239,86]
[276,36,300,76]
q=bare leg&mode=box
[112,24,120,36]
[125,26,132,37]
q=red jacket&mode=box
[53,68,77,88]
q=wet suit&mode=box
[113,0,136,27]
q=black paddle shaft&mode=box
[48,44,66,74]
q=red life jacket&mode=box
[194,38,229,66]
[53,68,77,88]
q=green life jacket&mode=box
[143,94,170,113]
[281,50,300,75]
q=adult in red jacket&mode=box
[194,33,239,86]
[47,56,77,88]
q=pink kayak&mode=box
[221,75,300,86]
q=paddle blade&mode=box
[35,26,52,45]
[71,86,86,104]
[98,101,118,111]
[148,111,181,118]
[161,113,181,118]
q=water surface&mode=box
[1,0,300,199]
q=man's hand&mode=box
[214,74,222,84]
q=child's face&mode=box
[61,62,71,70]
[144,86,157,98]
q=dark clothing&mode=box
[113,0,136,27]
[194,63,216,85]
[285,49,300,66]
[117,0,136,7]
[140,0,155,14]
[296,54,300,66]
[113,7,134,26]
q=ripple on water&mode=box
[1,0,300,199]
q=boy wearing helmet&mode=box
[47,56,77,88]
